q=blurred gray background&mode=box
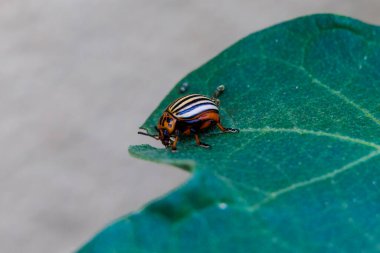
[1,1,380,252]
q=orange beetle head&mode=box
[157,112,177,147]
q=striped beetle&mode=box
[138,85,239,151]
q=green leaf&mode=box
[79,14,380,252]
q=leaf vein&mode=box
[206,47,380,128]
[261,56,380,127]
[309,77,380,126]
[239,127,380,149]
[248,150,380,212]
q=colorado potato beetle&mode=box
[138,85,239,151]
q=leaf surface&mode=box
[79,14,380,253]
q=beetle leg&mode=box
[194,133,210,149]
[216,122,239,133]
[171,130,180,152]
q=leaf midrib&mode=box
[240,127,380,149]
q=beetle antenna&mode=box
[138,130,160,140]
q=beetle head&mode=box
[157,112,177,147]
